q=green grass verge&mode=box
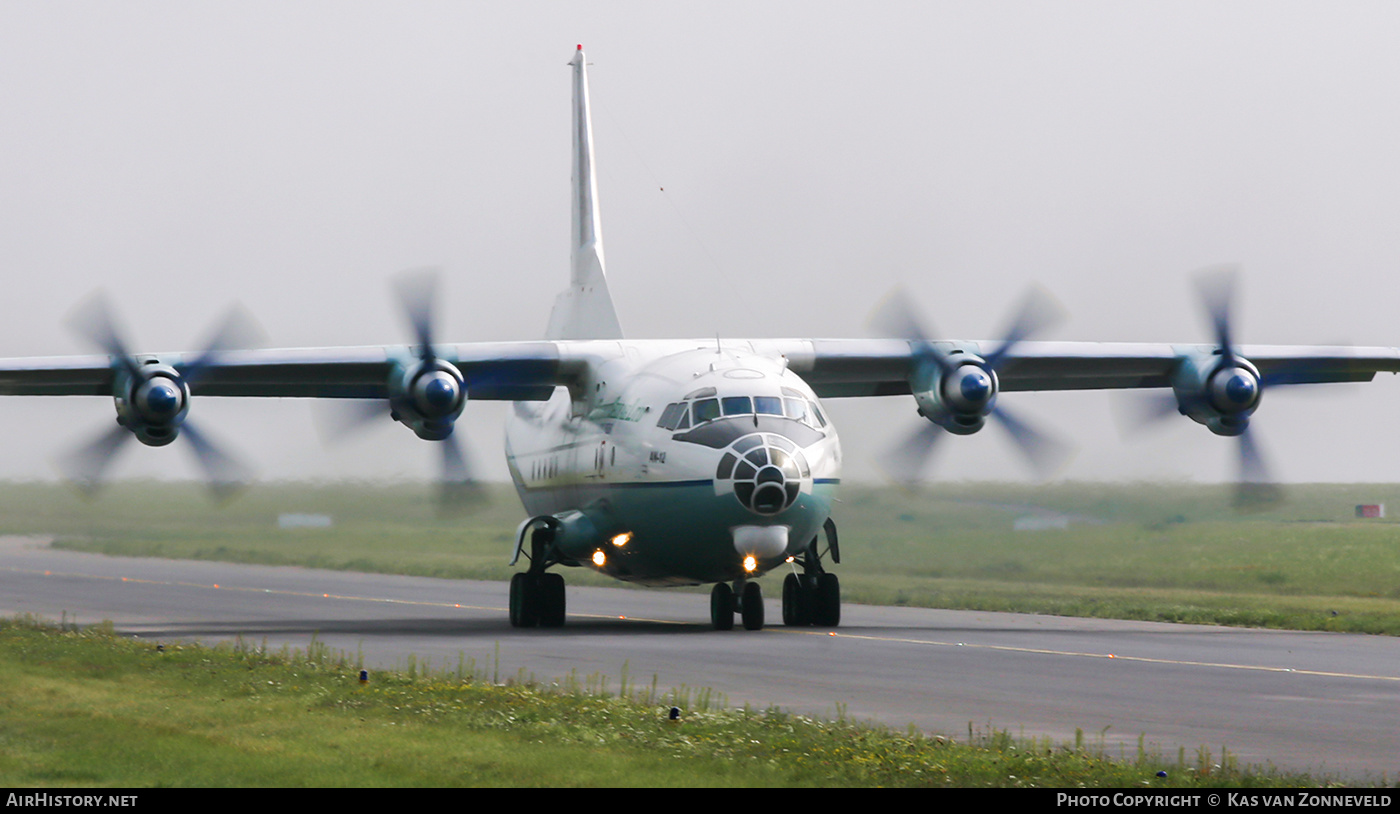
[9,479,1400,634]
[0,618,1338,788]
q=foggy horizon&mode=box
[3,2,1400,488]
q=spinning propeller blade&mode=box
[1192,266,1284,508]
[871,285,1071,482]
[55,423,131,497]
[877,421,945,484]
[182,421,257,501]
[395,267,441,360]
[438,433,487,516]
[318,268,486,513]
[181,304,266,385]
[1119,267,1289,510]
[61,293,259,499]
[992,402,1075,481]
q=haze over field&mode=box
[2,2,1399,485]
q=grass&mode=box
[9,478,1400,634]
[831,481,1400,633]
[0,617,1338,788]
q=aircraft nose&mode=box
[717,432,811,517]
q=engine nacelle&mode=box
[910,354,998,436]
[512,502,625,568]
[1170,352,1262,437]
[388,357,467,440]
[113,363,190,447]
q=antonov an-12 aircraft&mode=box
[2,46,1398,631]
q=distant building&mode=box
[1014,514,1070,531]
[278,513,334,529]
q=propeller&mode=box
[1200,266,1294,510]
[870,285,1074,483]
[318,268,485,515]
[58,293,262,499]
[1118,266,1284,510]
[1196,266,1275,508]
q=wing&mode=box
[0,340,583,497]
[0,342,575,401]
[768,338,1400,398]
[763,334,1400,495]
[0,332,1395,499]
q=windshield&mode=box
[656,394,826,432]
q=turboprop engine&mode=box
[388,356,467,441]
[59,293,262,495]
[114,362,191,447]
[1123,266,1287,508]
[871,285,1071,481]
[909,352,998,436]
[1169,351,1262,437]
[312,268,481,514]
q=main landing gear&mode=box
[509,525,566,628]
[710,518,842,631]
[782,571,840,627]
[782,517,841,628]
[509,571,565,628]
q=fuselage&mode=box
[504,341,842,586]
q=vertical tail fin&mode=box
[545,45,624,341]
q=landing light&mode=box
[611,532,632,547]
[742,555,757,573]
[592,550,607,567]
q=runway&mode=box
[3,535,1397,781]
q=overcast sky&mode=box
[2,1,1400,487]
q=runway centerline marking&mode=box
[3,564,683,625]
[793,629,1400,683]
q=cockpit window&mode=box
[657,402,686,430]
[664,392,827,433]
[692,398,721,424]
